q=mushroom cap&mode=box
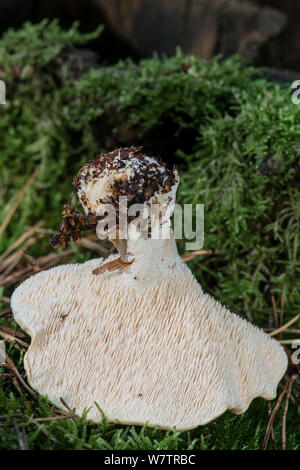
[73,147,179,218]
[11,254,287,430]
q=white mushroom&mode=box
[11,147,287,430]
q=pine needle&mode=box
[282,375,298,450]
[0,168,39,237]
[269,314,300,337]
[181,249,219,262]
[0,221,43,262]
[280,339,300,345]
[92,257,133,275]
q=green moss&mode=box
[0,21,299,450]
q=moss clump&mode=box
[0,21,299,450]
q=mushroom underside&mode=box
[11,257,287,430]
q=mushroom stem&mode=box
[111,238,128,262]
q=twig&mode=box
[13,418,29,450]
[0,325,25,338]
[76,239,107,255]
[0,168,38,237]
[34,228,56,235]
[4,353,36,398]
[0,413,24,420]
[92,256,133,275]
[263,379,290,450]
[0,235,40,277]
[35,250,74,265]
[282,375,298,450]
[32,421,61,444]
[53,408,74,416]
[280,339,300,345]
[243,298,253,323]
[181,249,220,262]
[0,250,74,288]
[265,328,300,335]
[0,308,12,318]
[1,412,73,437]
[12,377,23,396]
[0,330,29,348]
[280,296,285,339]
[0,221,43,263]
[271,295,278,328]
[59,397,73,414]
[267,403,276,446]
[269,314,300,337]
[33,415,76,423]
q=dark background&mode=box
[0,0,299,72]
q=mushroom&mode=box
[11,147,287,430]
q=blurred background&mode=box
[0,0,299,73]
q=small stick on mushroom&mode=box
[92,256,134,275]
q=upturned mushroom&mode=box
[11,147,287,430]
